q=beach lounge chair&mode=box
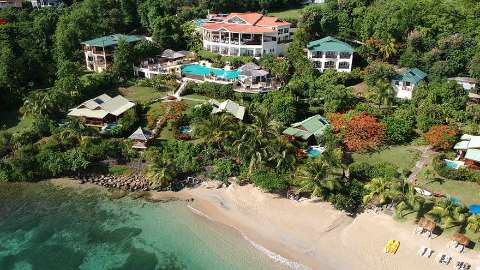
[424,248,433,258]
[456,261,472,270]
[450,240,459,248]
[436,253,451,265]
[456,244,464,253]
[417,246,427,256]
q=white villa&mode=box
[67,94,136,127]
[81,34,145,73]
[200,12,292,57]
[307,36,355,73]
[29,0,60,8]
[391,68,427,99]
[448,77,478,92]
[209,99,246,120]
[134,49,194,79]
[0,0,22,8]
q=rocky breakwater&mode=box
[76,174,151,191]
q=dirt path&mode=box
[408,146,436,183]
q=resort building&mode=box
[237,63,277,93]
[454,134,480,168]
[283,115,330,144]
[128,127,154,150]
[209,99,246,120]
[134,49,194,79]
[0,0,22,8]
[81,34,145,73]
[448,77,478,92]
[29,0,60,8]
[307,36,355,73]
[67,94,136,128]
[200,12,292,57]
[391,68,427,100]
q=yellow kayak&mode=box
[384,240,400,254]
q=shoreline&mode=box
[49,178,480,270]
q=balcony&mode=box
[324,53,338,59]
[339,53,351,59]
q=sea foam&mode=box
[188,205,312,270]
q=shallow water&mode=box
[0,182,287,270]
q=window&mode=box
[324,61,335,69]
[340,52,351,59]
[405,82,411,86]
[395,81,399,86]
[338,62,350,69]
[228,17,246,24]
[325,51,337,58]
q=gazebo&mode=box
[415,217,436,238]
[128,127,154,150]
[451,233,470,252]
[238,62,271,91]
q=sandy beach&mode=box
[181,182,480,270]
[49,178,480,270]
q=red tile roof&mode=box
[202,12,290,33]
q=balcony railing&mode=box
[207,38,263,46]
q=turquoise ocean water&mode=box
[0,182,288,270]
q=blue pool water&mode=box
[307,147,322,158]
[182,64,240,79]
[469,205,480,214]
[178,126,192,133]
[444,160,460,170]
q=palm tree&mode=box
[466,214,480,233]
[267,137,296,173]
[363,177,403,206]
[379,38,398,61]
[369,79,395,109]
[427,199,468,230]
[395,185,425,218]
[147,157,177,189]
[296,159,342,200]
[233,109,280,175]
[194,113,237,146]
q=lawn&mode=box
[268,6,308,20]
[351,145,421,172]
[119,86,170,104]
[0,110,34,134]
[416,165,480,206]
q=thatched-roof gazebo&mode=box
[453,233,470,247]
[415,218,436,238]
[418,217,436,232]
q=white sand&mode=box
[183,183,480,270]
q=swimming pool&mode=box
[307,146,323,158]
[178,126,192,133]
[469,205,480,214]
[444,159,463,170]
[181,64,240,79]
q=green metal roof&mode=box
[393,68,427,84]
[283,115,330,140]
[307,36,355,53]
[81,34,145,47]
[465,149,480,162]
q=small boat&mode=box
[384,240,400,254]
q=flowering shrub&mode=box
[329,112,385,151]
[425,125,458,151]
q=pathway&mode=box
[408,146,436,183]
[174,81,188,99]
